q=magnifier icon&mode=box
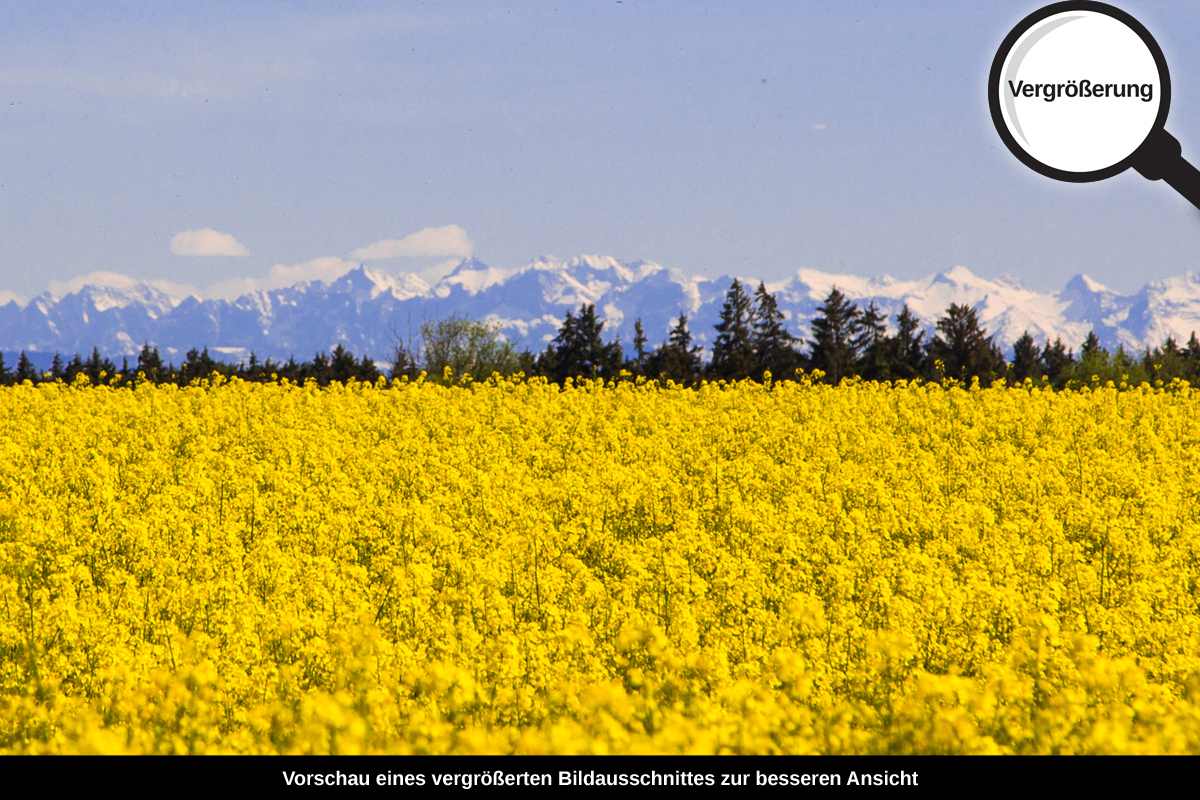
[989,1,1200,209]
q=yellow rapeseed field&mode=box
[1,372,1199,754]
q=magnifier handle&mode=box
[1132,129,1200,211]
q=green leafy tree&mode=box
[390,315,521,382]
[420,316,521,382]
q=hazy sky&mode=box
[3,1,1200,301]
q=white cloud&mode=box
[350,224,473,260]
[0,289,24,307]
[200,277,264,302]
[265,256,358,287]
[170,228,250,256]
[811,123,828,130]
[197,258,360,300]
[418,257,465,285]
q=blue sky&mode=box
[3,1,1200,301]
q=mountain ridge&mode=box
[3,257,1199,364]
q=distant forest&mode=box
[2,279,1199,388]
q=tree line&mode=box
[523,279,1200,387]
[2,278,1198,388]
[0,344,382,387]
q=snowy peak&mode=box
[3,258,1200,363]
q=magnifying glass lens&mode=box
[991,5,1168,181]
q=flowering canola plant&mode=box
[1,373,1200,754]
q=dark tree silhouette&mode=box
[646,313,703,384]
[137,344,164,383]
[854,301,890,381]
[630,319,649,375]
[1040,337,1075,385]
[535,304,624,383]
[1080,331,1104,359]
[751,282,801,380]
[924,303,1006,382]
[1011,331,1043,381]
[807,287,863,384]
[708,279,756,380]
[15,352,37,383]
[885,304,926,381]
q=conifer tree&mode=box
[180,347,219,384]
[50,353,65,381]
[65,353,86,383]
[329,344,358,383]
[646,314,703,384]
[82,347,115,384]
[1040,337,1075,386]
[709,279,756,380]
[854,301,890,381]
[15,352,37,383]
[535,304,624,383]
[807,287,863,384]
[924,303,1005,382]
[1180,332,1200,381]
[887,304,926,381]
[137,344,164,383]
[1011,331,1043,381]
[751,283,800,380]
[631,319,649,375]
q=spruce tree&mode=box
[1011,331,1043,381]
[631,319,648,375]
[1080,331,1104,359]
[1181,332,1200,381]
[535,304,624,383]
[1040,337,1075,386]
[65,353,85,383]
[751,282,800,380]
[330,344,357,383]
[888,304,926,381]
[83,347,115,384]
[924,303,1005,382]
[807,287,862,384]
[646,314,703,384]
[854,301,889,381]
[183,347,219,382]
[709,279,756,380]
[50,353,65,381]
[15,352,37,383]
[138,344,163,383]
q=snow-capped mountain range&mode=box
[2,255,1199,365]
